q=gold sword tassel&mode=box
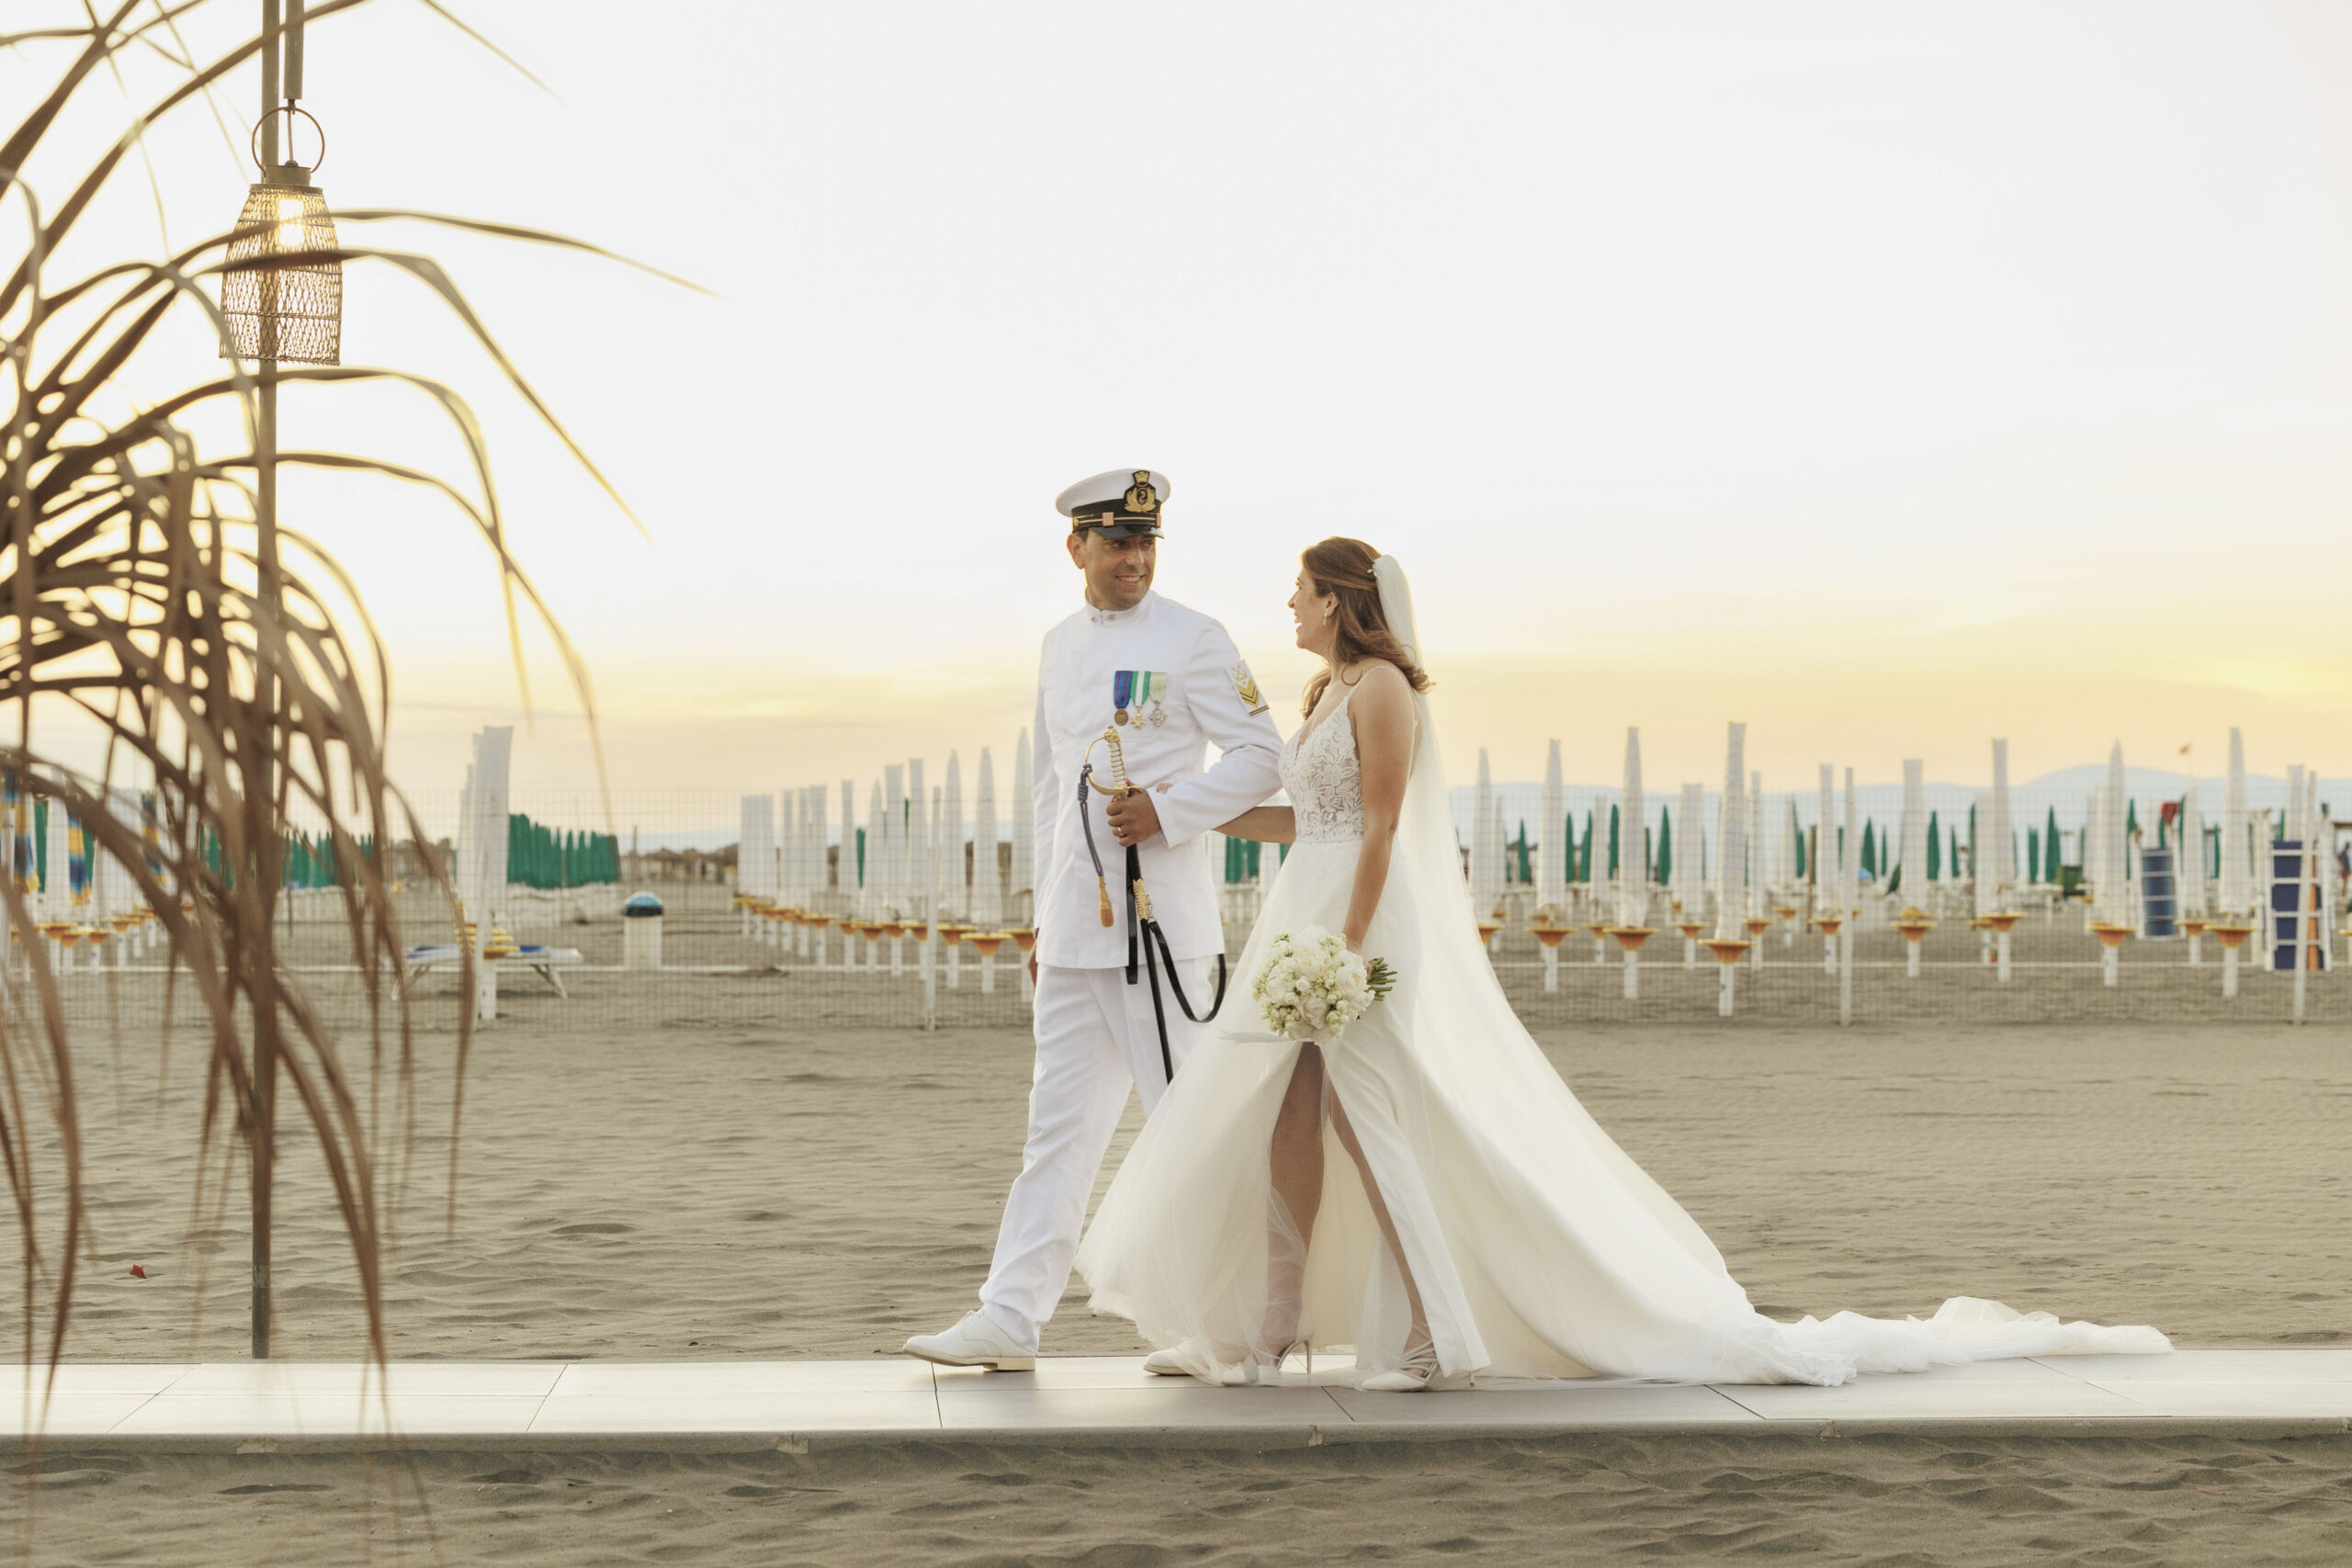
[1099,727,1157,920]
[1092,726,1136,926]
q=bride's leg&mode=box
[1326,1089,1431,1363]
[1261,1043,1325,1355]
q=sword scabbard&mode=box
[1133,880,1153,922]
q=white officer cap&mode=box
[1056,468,1171,539]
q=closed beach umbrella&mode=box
[816,784,834,897]
[1011,731,1035,927]
[865,781,887,918]
[1619,728,1645,928]
[1986,739,2016,911]
[1677,781,1705,919]
[1747,772,1764,917]
[1815,765,1836,898]
[908,759,928,918]
[1898,761,1927,902]
[1472,749,1498,915]
[1843,770,1860,912]
[841,780,857,903]
[1538,740,1565,913]
[973,748,1001,927]
[2100,742,2130,924]
[2179,775,2209,916]
[942,752,966,919]
[1713,724,1748,940]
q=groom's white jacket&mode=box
[1031,590,1283,970]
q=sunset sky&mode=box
[16,1,2352,802]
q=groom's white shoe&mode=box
[903,1311,1036,1371]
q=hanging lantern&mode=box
[221,106,341,366]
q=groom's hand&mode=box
[1105,786,1162,848]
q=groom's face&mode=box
[1067,530,1157,612]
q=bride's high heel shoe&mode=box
[1354,1335,1468,1393]
[1250,1339,1311,1387]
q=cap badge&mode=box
[1122,471,1159,515]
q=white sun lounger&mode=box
[402,942,585,997]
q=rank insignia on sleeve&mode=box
[1230,660,1268,716]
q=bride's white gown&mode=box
[1076,607,2168,1387]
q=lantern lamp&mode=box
[221,106,341,366]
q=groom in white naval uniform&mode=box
[904,468,1284,1371]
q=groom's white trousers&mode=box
[979,958,1218,1349]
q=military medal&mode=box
[1147,670,1167,727]
[1112,669,1134,726]
[1130,671,1152,730]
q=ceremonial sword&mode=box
[1078,725,1227,1085]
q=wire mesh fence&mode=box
[12,786,2347,1037]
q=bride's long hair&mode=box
[1300,537,1434,716]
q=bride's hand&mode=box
[1343,931,1364,955]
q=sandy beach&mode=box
[6,1429,2350,1565]
[2,996,2347,1562]
[29,1010,2352,1361]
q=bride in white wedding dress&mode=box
[1073,538,2170,1392]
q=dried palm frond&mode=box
[0,0,667,1386]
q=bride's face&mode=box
[1288,567,1339,659]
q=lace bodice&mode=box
[1280,687,1364,843]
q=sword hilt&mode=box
[1085,728,1142,927]
[1096,727,1133,795]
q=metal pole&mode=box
[248,0,284,1364]
[1838,926,1852,1024]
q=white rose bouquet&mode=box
[1250,925,1398,1042]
